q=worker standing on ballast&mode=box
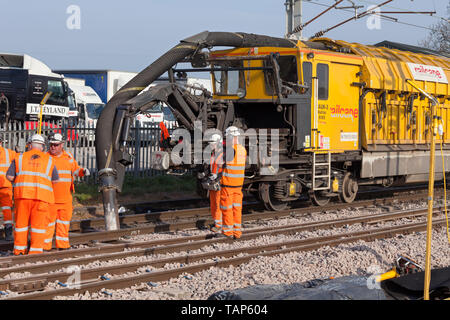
[44,133,90,250]
[6,134,59,255]
[218,126,247,240]
[0,137,16,241]
[208,133,223,233]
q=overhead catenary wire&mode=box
[288,0,345,36]
[305,0,436,36]
[311,0,394,38]
[357,0,448,21]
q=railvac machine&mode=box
[95,31,450,231]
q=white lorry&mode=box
[68,84,104,127]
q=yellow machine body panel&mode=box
[210,45,364,153]
[210,39,450,152]
[308,56,361,152]
[327,39,450,148]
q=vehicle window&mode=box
[47,80,66,106]
[79,104,86,120]
[162,106,176,121]
[151,103,163,112]
[264,55,299,95]
[86,103,104,119]
[317,63,329,100]
[212,61,244,95]
[302,61,312,97]
[68,93,76,111]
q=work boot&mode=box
[215,233,233,240]
[4,224,13,242]
[210,226,221,233]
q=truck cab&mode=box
[0,53,70,124]
[69,84,105,127]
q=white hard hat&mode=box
[31,134,45,145]
[49,133,64,144]
[208,133,222,144]
[225,126,240,137]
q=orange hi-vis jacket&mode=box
[0,146,16,189]
[13,149,56,204]
[49,150,84,204]
[221,144,247,188]
[210,149,223,176]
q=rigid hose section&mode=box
[95,31,297,230]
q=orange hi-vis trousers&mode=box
[220,187,243,238]
[209,190,222,229]
[0,188,13,225]
[14,199,49,255]
[44,202,73,250]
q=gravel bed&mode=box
[2,198,449,300]
[52,225,450,300]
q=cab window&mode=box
[212,60,245,95]
[302,61,312,97]
[264,55,299,95]
[47,80,67,106]
[317,63,329,100]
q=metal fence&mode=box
[0,120,178,182]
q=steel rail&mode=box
[0,190,433,253]
[4,217,447,300]
[0,206,441,290]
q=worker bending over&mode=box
[208,134,223,233]
[0,137,16,241]
[44,133,89,250]
[6,134,59,255]
[219,126,247,240]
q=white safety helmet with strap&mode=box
[31,134,45,145]
[49,133,64,144]
[225,126,240,137]
[207,133,223,145]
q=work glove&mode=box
[83,168,91,177]
[209,173,218,180]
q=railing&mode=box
[0,120,178,182]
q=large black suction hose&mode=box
[95,31,297,230]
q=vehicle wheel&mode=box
[259,182,289,211]
[339,172,358,203]
[311,190,330,206]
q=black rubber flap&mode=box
[381,266,450,300]
[208,276,390,300]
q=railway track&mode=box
[0,204,446,300]
[0,188,437,253]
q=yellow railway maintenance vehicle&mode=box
[95,31,450,225]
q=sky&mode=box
[0,0,448,72]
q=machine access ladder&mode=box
[312,151,331,191]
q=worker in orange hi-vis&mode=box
[159,121,171,150]
[207,133,224,233]
[6,134,59,255]
[0,136,16,241]
[218,126,247,240]
[43,133,90,251]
